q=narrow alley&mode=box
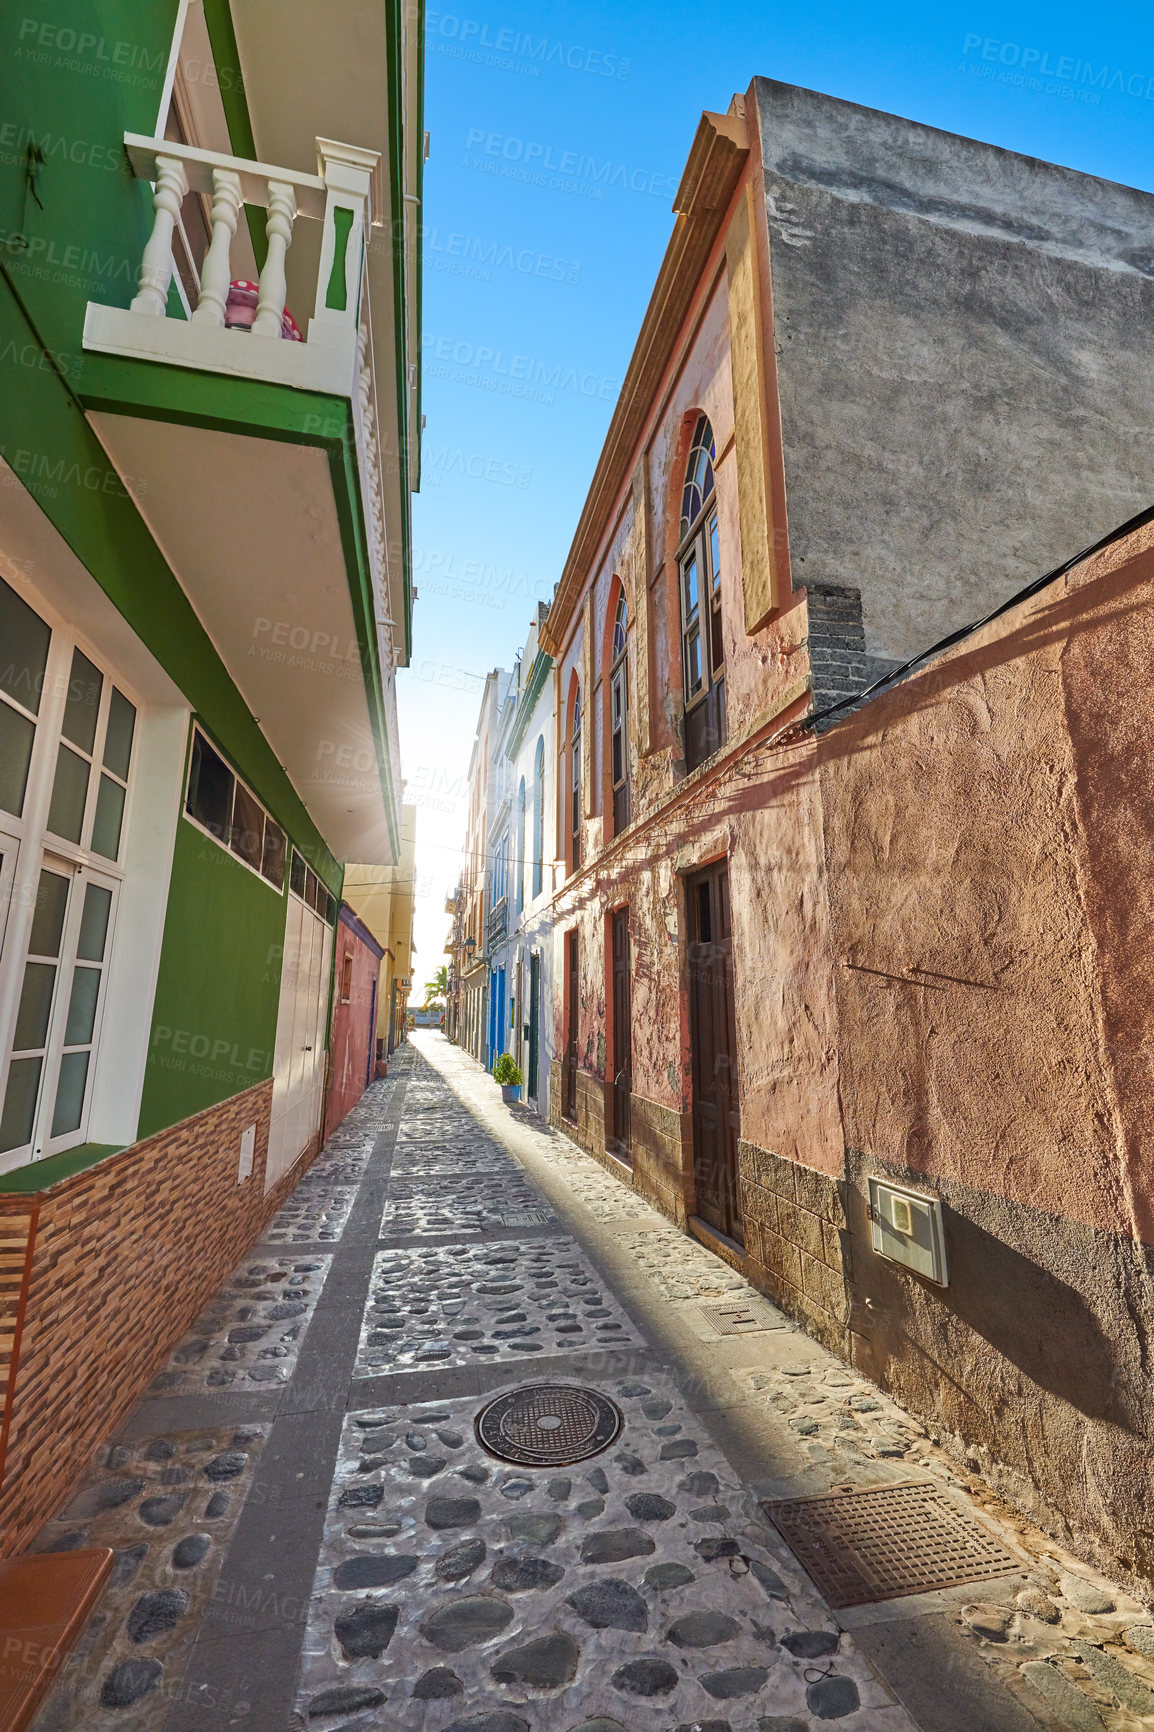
[21,1035,1154,1731]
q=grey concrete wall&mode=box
[754,77,1154,661]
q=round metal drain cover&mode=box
[476,1384,623,1466]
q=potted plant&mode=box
[493,1052,523,1103]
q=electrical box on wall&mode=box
[868,1178,948,1285]
[238,1124,255,1184]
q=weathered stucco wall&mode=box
[754,77,1154,664]
[819,523,1154,1590]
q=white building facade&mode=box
[488,606,555,1117]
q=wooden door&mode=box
[563,928,578,1120]
[611,907,632,1158]
[686,860,742,1243]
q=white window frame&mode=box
[0,611,143,1166]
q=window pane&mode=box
[29,870,69,956]
[0,577,51,716]
[710,597,725,676]
[686,627,702,695]
[262,820,286,890]
[230,781,265,872]
[186,732,233,838]
[61,648,102,753]
[326,892,337,926]
[290,850,306,898]
[14,962,56,1051]
[91,774,126,860]
[103,688,136,779]
[51,1051,89,1138]
[47,744,90,842]
[0,702,35,817]
[682,552,698,618]
[0,1057,41,1153]
[709,514,720,587]
[77,883,113,961]
[64,965,101,1046]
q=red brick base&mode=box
[0,1084,323,1554]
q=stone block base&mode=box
[738,1138,852,1354]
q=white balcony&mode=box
[79,133,406,866]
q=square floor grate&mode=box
[763,1481,1021,1608]
[697,1299,783,1336]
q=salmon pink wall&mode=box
[325,905,384,1140]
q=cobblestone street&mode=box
[26,1036,1154,1732]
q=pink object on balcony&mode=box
[224,280,303,341]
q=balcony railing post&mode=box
[252,180,296,338]
[191,168,243,327]
[130,154,188,316]
[311,140,380,354]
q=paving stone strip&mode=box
[147,1253,332,1396]
[292,1377,905,1730]
[32,1056,413,1732]
[381,1171,557,1236]
[29,1427,268,1729]
[355,1237,644,1376]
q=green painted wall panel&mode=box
[138,813,286,1136]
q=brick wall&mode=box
[739,1139,852,1353]
[0,1081,322,1554]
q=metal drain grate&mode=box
[763,1481,1021,1608]
[498,1210,552,1225]
[476,1384,623,1465]
[697,1299,783,1336]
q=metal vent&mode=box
[476,1384,623,1465]
[697,1299,783,1336]
[764,1481,1020,1608]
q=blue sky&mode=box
[400,0,1154,989]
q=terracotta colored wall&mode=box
[325,917,381,1140]
[818,524,1154,1590]
[0,1080,322,1553]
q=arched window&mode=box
[532,736,544,898]
[570,683,582,873]
[516,778,526,913]
[678,414,726,771]
[609,592,630,834]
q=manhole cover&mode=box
[476,1384,623,1465]
[763,1481,1021,1608]
[697,1299,783,1336]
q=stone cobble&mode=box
[382,1173,556,1236]
[616,1225,755,1301]
[264,1184,356,1244]
[29,1427,267,1730]
[292,1376,905,1730]
[355,1239,643,1375]
[148,1253,331,1395]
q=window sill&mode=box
[0,1143,125,1195]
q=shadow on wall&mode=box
[851,1181,1145,1435]
[942,1209,1142,1432]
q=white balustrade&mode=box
[252,181,297,337]
[130,154,188,316]
[118,132,376,360]
[190,167,242,327]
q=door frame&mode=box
[684,856,743,1245]
[608,904,632,1162]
